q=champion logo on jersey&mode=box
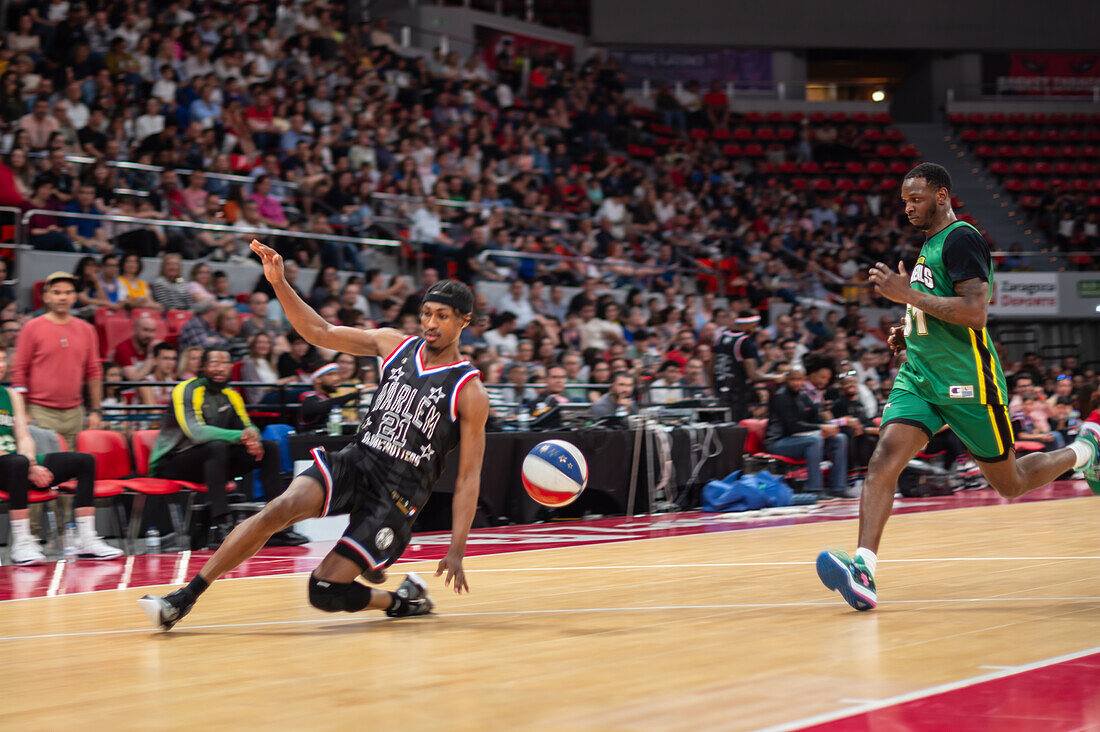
[949,385,975,399]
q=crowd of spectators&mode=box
[0,0,1095,499]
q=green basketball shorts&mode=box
[881,388,1015,462]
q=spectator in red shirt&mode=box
[703,81,730,130]
[244,89,276,150]
[10,271,103,448]
[113,314,161,381]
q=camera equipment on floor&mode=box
[897,459,960,497]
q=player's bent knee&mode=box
[308,573,373,613]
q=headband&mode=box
[311,363,339,381]
[422,291,472,315]
[734,314,761,326]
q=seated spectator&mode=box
[831,370,880,471]
[1013,395,1066,451]
[19,98,59,151]
[648,359,684,404]
[187,262,217,307]
[0,349,122,565]
[334,351,370,417]
[27,177,74,251]
[63,184,112,254]
[117,252,162,312]
[113,313,160,381]
[178,300,226,351]
[72,255,116,314]
[250,174,288,228]
[151,253,194,312]
[100,360,134,437]
[176,345,204,381]
[137,342,179,406]
[297,362,365,431]
[589,370,638,420]
[239,331,292,404]
[484,311,519,359]
[678,357,712,399]
[764,362,854,498]
[149,348,301,548]
[278,330,324,382]
[530,363,573,415]
[586,360,612,403]
[216,306,248,361]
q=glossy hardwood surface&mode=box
[3,497,1100,731]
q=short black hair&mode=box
[200,347,231,367]
[152,342,177,358]
[904,162,952,195]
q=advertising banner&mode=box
[989,273,1059,315]
[607,48,772,86]
[982,53,1100,96]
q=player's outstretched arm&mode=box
[250,239,405,357]
[436,377,489,594]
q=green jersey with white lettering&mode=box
[0,386,15,454]
[891,221,1008,406]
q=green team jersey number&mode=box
[892,221,1009,406]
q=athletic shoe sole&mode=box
[1077,424,1100,494]
[402,572,434,614]
[138,595,187,631]
[816,551,877,611]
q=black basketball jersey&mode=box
[352,336,480,510]
[712,329,756,398]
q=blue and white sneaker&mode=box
[816,549,877,611]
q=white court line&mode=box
[116,556,135,591]
[3,595,1100,643]
[8,554,1100,603]
[756,642,1100,732]
[45,560,65,597]
[172,551,190,585]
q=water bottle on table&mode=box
[146,527,161,553]
[327,406,342,436]
[64,522,78,562]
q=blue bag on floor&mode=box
[702,470,793,512]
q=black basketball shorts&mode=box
[299,445,413,573]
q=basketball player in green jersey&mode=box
[817,163,1100,611]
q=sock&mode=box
[1069,439,1095,470]
[10,517,30,542]
[855,547,878,576]
[76,514,97,541]
[170,575,210,608]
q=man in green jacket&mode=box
[151,348,302,548]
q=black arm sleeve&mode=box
[299,391,358,420]
[942,227,991,285]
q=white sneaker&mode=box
[77,535,124,560]
[11,535,47,565]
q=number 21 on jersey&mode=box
[903,305,927,337]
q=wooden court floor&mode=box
[4,497,1100,731]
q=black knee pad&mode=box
[308,573,373,613]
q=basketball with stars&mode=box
[521,439,589,507]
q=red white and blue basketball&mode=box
[521,439,589,507]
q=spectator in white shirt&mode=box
[497,280,537,329]
[484,312,520,359]
[579,301,625,352]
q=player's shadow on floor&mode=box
[163,616,649,638]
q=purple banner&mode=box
[608,48,773,86]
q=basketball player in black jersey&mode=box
[712,310,786,421]
[139,240,490,630]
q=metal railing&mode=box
[370,191,587,221]
[20,209,402,251]
[29,151,300,191]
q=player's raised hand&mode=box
[436,551,469,593]
[887,324,907,354]
[868,261,912,305]
[250,239,284,284]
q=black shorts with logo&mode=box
[299,444,415,572]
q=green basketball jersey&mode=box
[891,221,1008,406]
[0,387,15,454]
